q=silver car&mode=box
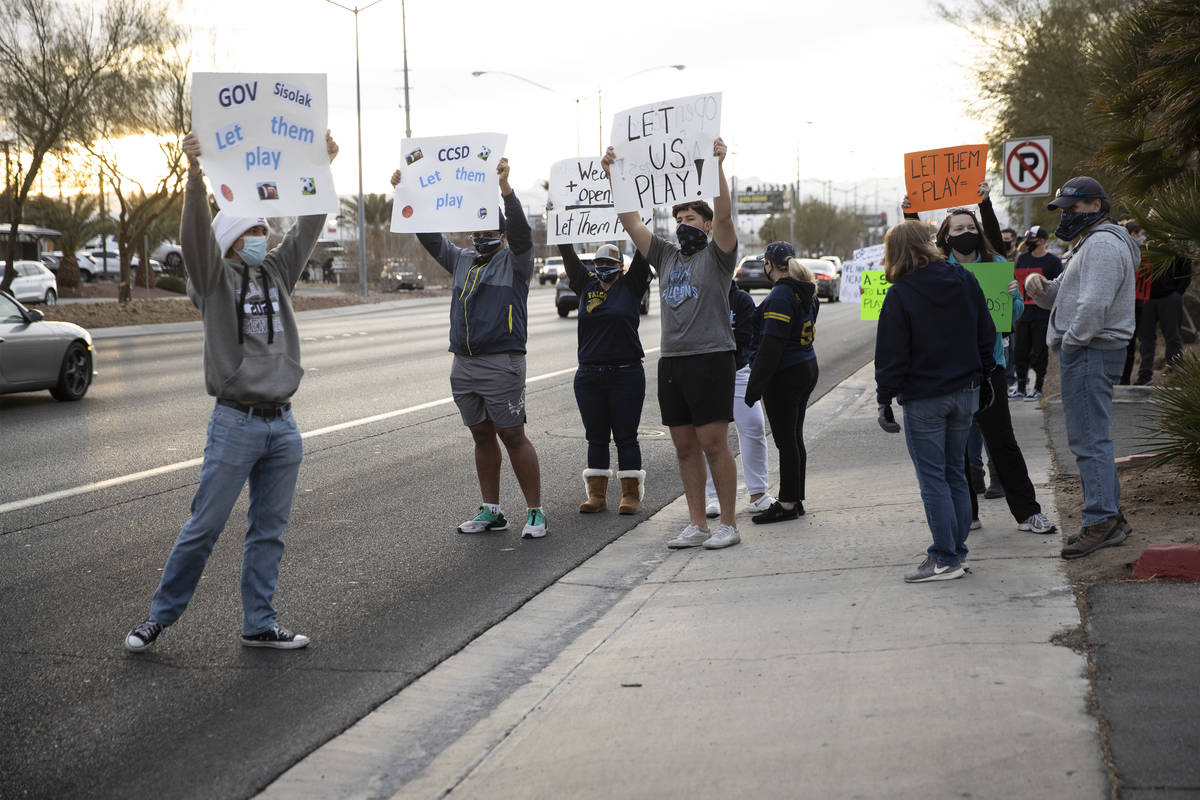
[0,291,94,401]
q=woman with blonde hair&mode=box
[875,221,996,582]
[744,241,820,523]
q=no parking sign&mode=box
[1003,137,1053,197]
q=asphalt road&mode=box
[0,287,876,799]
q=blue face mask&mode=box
[593,264,621,283]
[238,235,267,266]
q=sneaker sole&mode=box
[124,638,155,652]
[1018,524,1058,535]
[457,522,509,534]
[241,638,310,649]
[667,539,708,549]
[521,529,547,539]
[751,513,799,525]
[904,568,965,583]
[702,537,740,549]
[1061,529,1127,560]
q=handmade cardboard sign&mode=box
[390,133,508,233]
[841,243,884,304]
[192,73,337,217]
[547,157,652,245]
[903,144,988,213]
[860,260,1015,332]
[608,93,721,214]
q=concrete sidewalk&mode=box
[261,364,1107,799]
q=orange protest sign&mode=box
[904,144,989,213]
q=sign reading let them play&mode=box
[609,92,722,214]
[390,133,508,233]
[903,143,988,213]
[192,73,337,217]
[547,157,652,245]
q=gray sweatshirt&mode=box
[181,174,325,404]
[1034,222,1138,351]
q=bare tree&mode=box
[0,0,177,293]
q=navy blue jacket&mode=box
[875,260,996,406]
[729,281,757,369]
[417,192,533,356]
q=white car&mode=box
[6,260,59,305]
[152,242,183,272]
[41,251,101,282]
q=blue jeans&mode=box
[902,387,978,565]
[151,403,304,635]
[574,362,645,470]
[966,422,985,468]
[1059,346,1124,526]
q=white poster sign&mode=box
[546,157,653,245]
[608,92,722,214]
[840,243,885,303]
[191,73,337,217]
[390,133,508,233]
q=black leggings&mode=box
[967,367,1041,523]
[762,360,819,503]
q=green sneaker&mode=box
[522,507,547,539]
[457,506,508,534]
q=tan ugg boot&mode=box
[617,469,646,515]
[579,469,611,513]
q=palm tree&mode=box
[27,193,104,291]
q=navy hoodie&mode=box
[875,260,996,406]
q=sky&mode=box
[164,0,995,224]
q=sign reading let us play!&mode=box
[192,73,338,217]
[390,133,508,233]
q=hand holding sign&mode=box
[390,133,508,233]
[548,155,652,245]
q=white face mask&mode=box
[238,235,268,266]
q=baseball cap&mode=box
[1025,225,1048,240]
[593,243,622,264]
[763,241,796,265]
[1047,176,1107,210]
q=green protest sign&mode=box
[859,270,888,320]
[859,261,1015,331]
[963,261,1014,333]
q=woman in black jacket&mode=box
[744,241,819,523]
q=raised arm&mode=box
[179,131,222,297]
[601,146,652,259]
[976,182,1005,256]
[710,137,737,255]
[498,159,534,282]
[275,131,340,289]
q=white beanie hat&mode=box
[212,212,269,257]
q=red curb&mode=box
[1131,543,1200,581]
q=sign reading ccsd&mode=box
[191,72,337,217]
[390,133,508,233]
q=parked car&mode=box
[6,260,58,305]
[380,259,425,291]
[88,250,163,282]
[804,257,842,302]
[734,254,771,290]
[303,239,348,282]
[152,242,184,273]
[0,290,93,400]
[554,252,655,317]
[538,256,564,285]
[41,251,101,282]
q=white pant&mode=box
[705,365,769,498]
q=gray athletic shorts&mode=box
[449,353,527,429]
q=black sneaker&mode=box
[751,501,800,525]
[124,619,164,652]
[241,623,310,649]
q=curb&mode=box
[1131,543,1200,580]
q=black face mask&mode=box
[472,235,502,256]
[947,231,981,256]
[1055,210,1108,241]
[676,224,708,257]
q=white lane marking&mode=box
[0,348,661,516]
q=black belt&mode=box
[217,398,292,419]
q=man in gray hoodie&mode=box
[1025,176,1138,560]
[124,129,338,652]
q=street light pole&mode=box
[400,0,411,138]
[324,0,387,298]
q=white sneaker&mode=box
[704,498,720,518]
[1018,512,1056,534]
[970,519,982,530]
[702,524,741,549]
[745,494,776,514]
[667,524,710,549]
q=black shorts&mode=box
[657,351,736,428]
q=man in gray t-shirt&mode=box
[602,138,741,551]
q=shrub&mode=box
[156,275,186,294]
[1143,354,1200,488]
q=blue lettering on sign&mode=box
[435,194,463,210]
[245,147,282,171]
[273,81,313,108]
[214,122,245,151]
[269,114,315,144]
[218,81,258,107]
